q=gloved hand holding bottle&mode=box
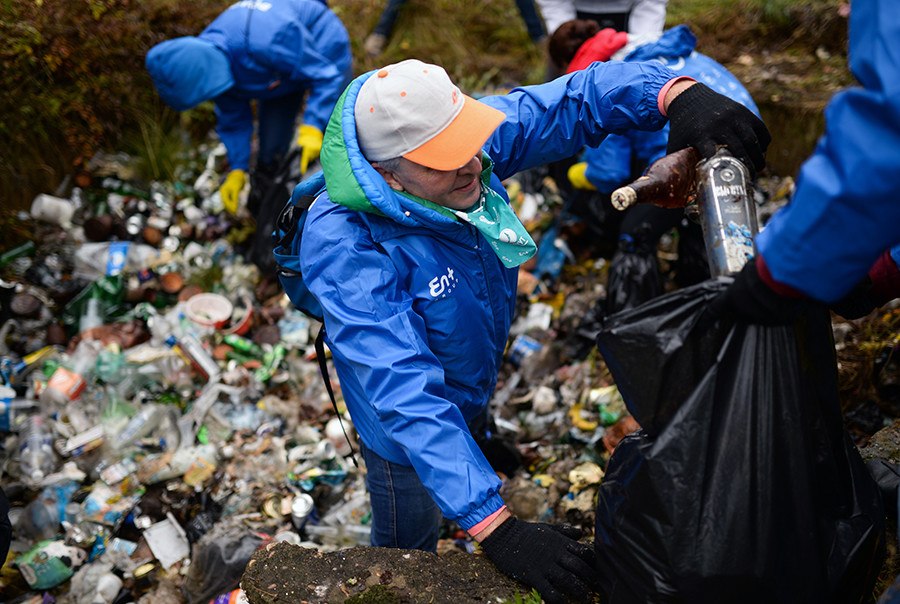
[297,124,324,175]
[220,169,247,215]
[665,81,771,175]
[475,508,601,604]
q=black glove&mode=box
[666,83,771,175]
[479,517,601,604]
[711,257,806,325]
[829,275,876,320]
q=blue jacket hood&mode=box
[146,37,234,111]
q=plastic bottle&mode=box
[78,297,104,333]
[611,146,701,211]
[0,387,38,432]
[166,334,220,381]
[111,403,164,451]
[19,413,57,486]
[41,339,102,408]
[73,241,160,280]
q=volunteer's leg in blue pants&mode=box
[360,440,442,552]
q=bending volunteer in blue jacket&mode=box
[717,0,900,324]
[290,59,768,603]
[559,23,761,315]
[145,0,352,214]
[570,25,759,194]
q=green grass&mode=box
[1,0,849,213]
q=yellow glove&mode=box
[220,169,247,214]
[297,124,324,174]
[567,162,597,191]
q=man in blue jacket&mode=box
[716,0,900,323]
[289,58,768,602]
[145,0,352,216]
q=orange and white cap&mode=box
[354,59,506,171]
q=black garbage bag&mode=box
[183,517,266,604]
[247,148,310,275]
[604,248,663,316]
[593,278,886,604]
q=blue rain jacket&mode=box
[756,0,900,301]
[147,0,351,172]
[584,25,760,192]
[298,60,677,529]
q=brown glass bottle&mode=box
[610,146,701,211]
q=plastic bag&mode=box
[603,248,663,315]
[247,148,308,276]
[182,517,266,604]
[593,278,885,603]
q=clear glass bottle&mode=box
[694,148,759,276]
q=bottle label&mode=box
[47,367,86,401]
[107,241,130,276]
[0,385,13,431]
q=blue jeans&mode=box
[516,0,546,42]
[372,0,407,37]
[256,92,306,169]
[360,440,442,552]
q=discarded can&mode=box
[291,493,314,531]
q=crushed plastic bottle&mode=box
[110,403,164,451]
[73,241,160,281]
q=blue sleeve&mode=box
[214,95,254,172]
[756,0,900,302]
[480,60,677,181]
[585,134,633,194]
[300,203,504,529]
[284,12,353,132]
[583,126,670,193]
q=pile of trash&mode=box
[1,137,897,604]
[0,143,380,604]
[0,141,629,604]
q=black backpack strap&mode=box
[314,325,358,468]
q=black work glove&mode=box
[711,257,806,325]
[829,275,876,320]
[666,82,771,175]
[480,517,601,604]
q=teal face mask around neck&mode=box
[453,184,537,268]
[398,155,537,268]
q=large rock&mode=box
[241,542,532,603]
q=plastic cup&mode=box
[185,293,233,329]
